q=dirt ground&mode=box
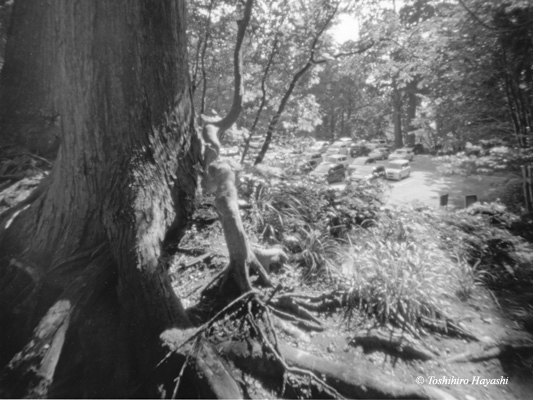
[173,223,533,400]
[2,172,532,399]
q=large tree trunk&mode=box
[0,0,60,156]
[0,1,202,397]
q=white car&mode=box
[388,148,414,161]
[325,154,350,167]
[347,156,375,171]
[366,139,389,150]
[385,159,411,180]
[337,137,354,144]
[309,141,329,153]
[325,141,350,155]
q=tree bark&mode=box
[392,79,403,148]
[0,0,60,156]
[0,1,202,396]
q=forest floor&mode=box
[172,217,533,400]
[2,161,533,400]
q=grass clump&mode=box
[340,202,533,332]
[342,210,462,332]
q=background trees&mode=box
[185,0,531,156]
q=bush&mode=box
[436,146,533,176]
[342,209,464,332]
[236,168,385,278]
[340,203,533,330]
[437,202,533,290]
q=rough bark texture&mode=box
[0,0,60,156]
[0,1,202,397]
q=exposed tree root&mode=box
[193,340,243,398]
[275,291,344,313]
[253,246,288,273]
[269,296,324,326]
[280,344,457,400]
[270,308,325,332]
[349,330,437,361]
[218,338,456,400]
[272,316,312,343]
[420,314,481,342]
[447,340,533,363]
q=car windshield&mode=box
[387,163,404,170]
[314,163,333,172]
[394,150,406,154]
[351,158,368,165]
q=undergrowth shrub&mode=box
[236,169,384,278]
[340,203,533,331]
[341,210,463,332]
[436,146,533,177]
[438,202,533,289]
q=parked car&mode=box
[349,165,386,182]
[347,156,375,171]
[325,141,350,155]
[305,152,323,164]
[349,143,370,157]
[298,160,317,173]
[388,148,414,161]
[325,154,350,167]
[366,139,389,150]
[309,141,329,153]
[310,162,346,183]
[337,137,353,143]
[368,148,389,160]
[385,159,411,180]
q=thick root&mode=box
[349,330,437,361]
[280,344,457,400]
[252,246,288,274]
[218,339,457,400]
[447,340,533,363]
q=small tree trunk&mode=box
[241,36,279,164]
[392,79,403,148]
[254,62,313,165]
